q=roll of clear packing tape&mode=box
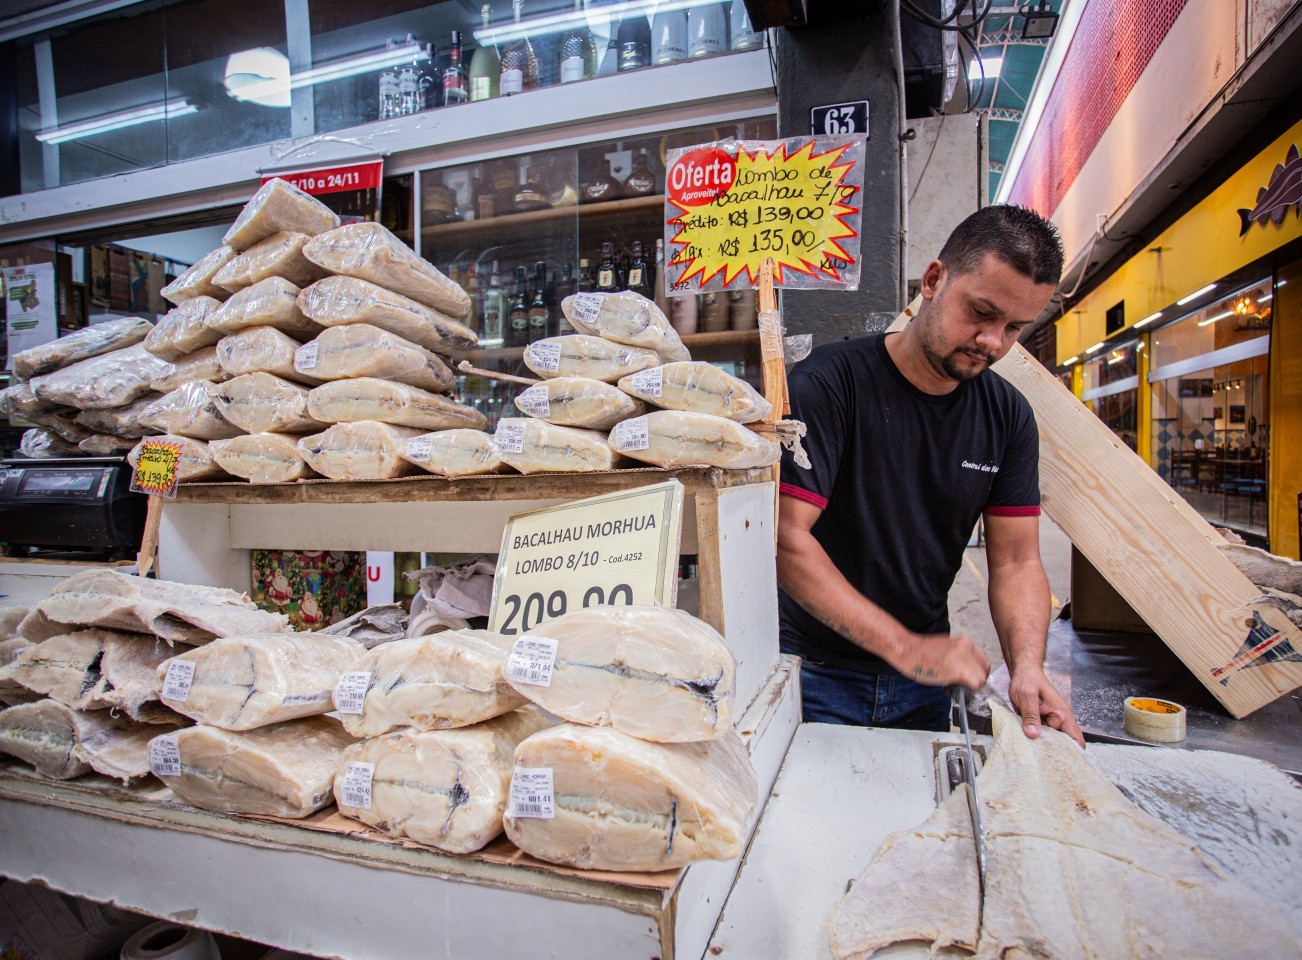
[1123,696,1187,743]
[120,921,221,960]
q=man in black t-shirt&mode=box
[777,204,1084,747]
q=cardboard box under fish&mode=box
[250,550,365,630]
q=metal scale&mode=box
[0,457,147,560]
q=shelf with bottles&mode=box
[420,193,664,242]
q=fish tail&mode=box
[1238,208,1254,237]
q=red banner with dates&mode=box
[263,160,384,196]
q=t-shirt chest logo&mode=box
[960,459,1000,474]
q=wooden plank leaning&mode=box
[888,297,1302,718]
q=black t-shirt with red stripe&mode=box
[779,333,1041,672]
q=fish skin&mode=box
[1238,143,1302,235]
[617,361,772,423]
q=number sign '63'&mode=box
[488,480,685,636]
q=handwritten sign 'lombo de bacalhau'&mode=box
[488,480,684,636]
[663,135,865,292]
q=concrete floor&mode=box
[946,514,1073,669]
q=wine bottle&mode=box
[627,241,650,296]
[558,0,596,83]
[624,148,657,196]
[581,157,622,204]
[508,266,530,347]
[616,13,651,71]
[577,258,595,293]
[378,67,401,120]
[443,30,468,104]
[596,242,619,292]
[688,4,727,59]
[528,262,550,342]
[514,162,551,212]
[597,36,619,76]
[730,1,764,50]
[652,8,688,64]
[500,0,539,95]
[480,261,507,347]
[468,5,501,101]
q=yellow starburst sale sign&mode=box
[664,135,865,292]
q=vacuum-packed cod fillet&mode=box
[297,421,424,481]
[561,291,690,362]
[76,394,163,439]
[128,435,228,483]
[492,418,615,474]
[138,382,243,441]
[307,378,486,431]
[0,699,180,782]
[19,429,82,458]
[204,276,323,339]
[212,231,328,293]
[295,323,454,392]
[21,408,94,444]
[29,569,288,645]
[210,433,316,484]
[610,411,780,469]
[150,346,225,393]
[13,317,154,380]
[217,325,320,385]
[302,222,471,319]
[522,335,660,382]
[30,345,169,409]
[504,605,734,742]
[79,434,139,456]
[513,377,645,430]
[617,361,771,422]
[829,705,1302,960]
[503,723,757,871]
[157,632,364,730]
[335,630,526,738]
[143,297,223,362]
[161,245,237,305]
[334,707,549,854]
[0,628,175,721]
[223,177,341,251]
[151,718,354,817]
[213,372,324,434]
[0,383,64,417]
[298,276,477,355]
[400,429,506,477]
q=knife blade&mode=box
[955,686,988,896]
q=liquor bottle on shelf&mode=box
[509,266,530,347]
[624,148,658,196]
[596,242,619,292]
[466,262,480,329]
[469,5,500,101]
[616,12,651,71]
[651,7,688,64]
[500,0,539,96]
[558,0,597,83]
[670,291,698,334]
[555,264,576,334]
[480,261,507,347]
[653,239,669,317]
[597,36,619,76]
[730,1,764,49]
[378,67,401,120]
[688,4,727,59]
[627,240,650,297]
[728,285,758,329]
[548,158,578,207]
[474,171,498,219]
[443,30,469,105]
[700,288,729,332]
[528,262,551,342]
[581,158,622,204]
[577,258,595,293]
[422,170,458,226]
[514,163,551,212]
[398,64,420,116]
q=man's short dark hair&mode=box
[938,204,1064,287]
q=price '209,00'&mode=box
[499,583,634,635]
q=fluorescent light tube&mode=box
[1085,341,1104,354]
[1133,312,1161,328]
[1176,283,1216,306]
[969,57,1002,80]
[35,98,196,144]
[475,0,700,46]
[1197,310,1233,327]
[1257,294,1272,303]
[1062,355,1079,366]
[231,41,430,104]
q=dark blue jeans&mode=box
[799,659,952,730]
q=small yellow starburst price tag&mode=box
[664,136,864,291]
[130,438,185,499]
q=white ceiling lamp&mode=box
[1062,355,1079,366]
[225,47,291,108]
[1197,310,1233,327]
[1176,283,1217,306]
[35,97,197,144]
[226,40,430,106]
[969,56,1003,81]
[1133,311,1161,328]
[1085,341,1105,354]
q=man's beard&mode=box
[920,319,995,382]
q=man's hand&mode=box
[893,632,990,691]
[1008,666,1084,748]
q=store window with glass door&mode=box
[1081,339,1139,452]
[1149,280,1272,538]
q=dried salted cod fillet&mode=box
[504,606,735,743]
[150,346,225,393]
[561,290,690,362]
[138,382,243,441]
[34,569,288,644]
[298,275,477,355]
[212,231,328,293]
[0,605,34,637]
[829,706,1302,960]
[492,418,615,474]
[29,344,169,410]
[210,433,316,484]
[223,177,340,251]
[161,245,237,305]
[19,429,82,458]
[617,361,771,423]
[297,421,424,481]
[503,723,757,871]
[205,276,323,340]
[22,409,94,444]
[0,383,64,417]
[157,633,364,730]
[13,317,154,380]
[295,323,454,392]
[335,707,549,854]
[75,393,164,439]
[0,699,177,781]
[218,325,320,385]
[143,297,222,361]
[301,222,471,319]
[512,377,645,430]
[399,429,506,477]
[0,637,40,705]
[128,434,229,483]
[79,434,140,456]
[153,718,354,817]
[214,372,324,434]
[337,630,526,738]
[522,335,659,382]
[609,410,780,469]
[307,378,486,431]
